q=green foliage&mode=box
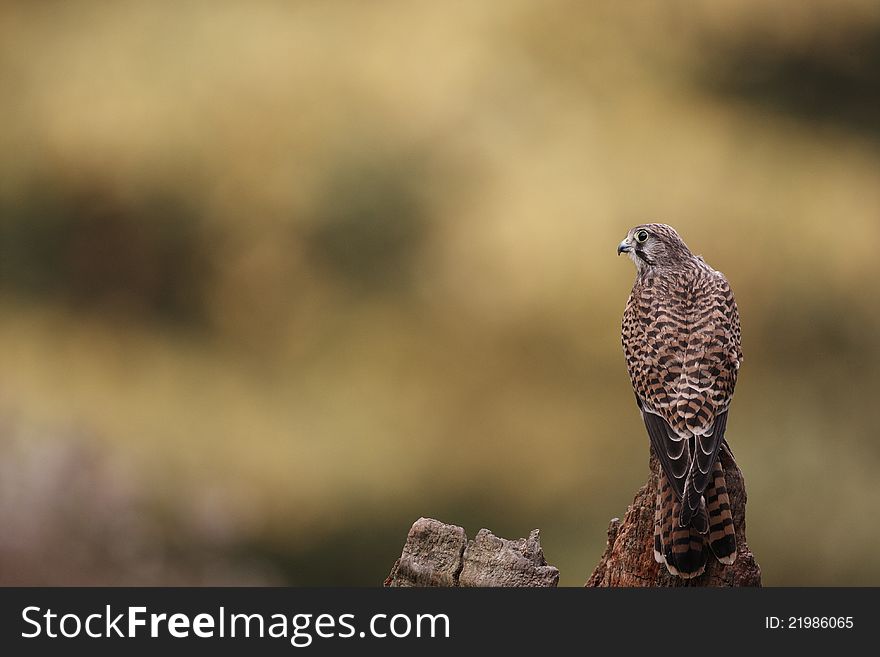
[0,182,209,325]
[305,156,429,293]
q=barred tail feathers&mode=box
[654,462,737,577]
[706,460,737,564]
[656,470,707,577]
[668,497,707,579]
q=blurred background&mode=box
[1,0,879,586]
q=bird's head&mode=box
[617,223,693,272]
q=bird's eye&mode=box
[635,229,649,243]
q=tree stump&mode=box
[586,447,762,586]
[385,517,559,587]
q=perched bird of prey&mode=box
[618,224,741,579]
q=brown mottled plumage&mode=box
[619,223,741,578]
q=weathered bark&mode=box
[384,518,467,587]
[385,517,559,587]
[586,447,762,587]
[460,528,560,587]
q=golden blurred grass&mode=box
[1,0,879,585]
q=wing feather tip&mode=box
[676,564,706,579]
[716,552,737,565]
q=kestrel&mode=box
[618,224,741,579]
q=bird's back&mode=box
[623,260,741,439]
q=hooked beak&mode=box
[617,239,632,256]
